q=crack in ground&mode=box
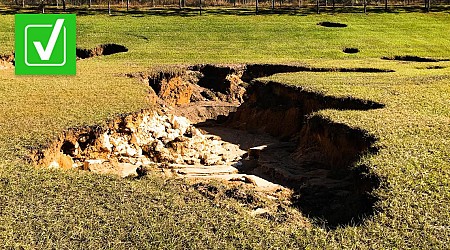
[382,55,450,62]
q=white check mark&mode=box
[33,19,65,61]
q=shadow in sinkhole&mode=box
[196,80,382,228]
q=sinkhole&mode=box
[30,63,387,228]
[76,43,128,59]
[343,48,359,54]
[317,21,348,28]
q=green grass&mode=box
[0,10,449,248]
[264,60,450,247]
[2,10,450,62]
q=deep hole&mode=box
[318,21,348,28]
[76,48,90,59]
[33,63,384,229]
[77,132,96,151]
[291,166,380,228]
[76,43,128,59]
[194,80,382,228]
[343,48,359,54]
[61,141,76,156]
[100,44,128,56]
[196,65,236,93]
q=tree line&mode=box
[2,0,447,13]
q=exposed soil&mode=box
[382,55,450,62]
[343,48,359,54]
[76,43,128,59]
[0,53,14,69]
[30,63,387,228]
[317,21,348,28]
[0,43,127,67]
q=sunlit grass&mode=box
[0,11,449,248]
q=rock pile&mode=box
[48,111,245,178]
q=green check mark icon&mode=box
[33,19,65,61]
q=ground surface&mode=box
[0,10,449,248]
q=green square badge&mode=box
[15,14,76,75]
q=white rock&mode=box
[190,127,204,138]
[136,148,143,157]
[110,135,127,147]
[83,159,103,170]
[125,146,137,157]
[100,133,113,152]
[135,133,153,146]
[210,140,221,147]
[119,163,139,178]
[251,208,269,216]
[48,161,60,169]
[164,122,172,129]
[114,144,127,155]
[170,115,191,134]
[152,124,167,139]
[198,143,207,152]
[206,155,223,165]
[136,156,153,166]
[154,141,164,152]
[248,145,267,159]
[174,156,185,164]
[130,158,139,164]
[166,129,181,141]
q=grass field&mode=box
[0,9,449,248]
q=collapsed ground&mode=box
[31,63,389,227]
[0,43,128,67]
[2,37,448,237]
